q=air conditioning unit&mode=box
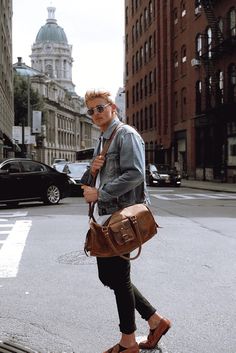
[191,58,201,67]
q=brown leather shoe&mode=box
[139,317,171,349]
[103,342,139,353]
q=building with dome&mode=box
[13,7,99,164]
[30,7,75,93]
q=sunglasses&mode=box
[87,103,111,116]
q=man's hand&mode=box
[81,185,99,203]
[91,155,105,176]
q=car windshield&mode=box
[64,163,89,176]
[150,164,171,173]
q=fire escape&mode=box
[196,0,236,180]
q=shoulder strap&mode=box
[89,122,125,221]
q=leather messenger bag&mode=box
[83,124,159,260]
[84,203,159,260]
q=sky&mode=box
[12,0,125,100]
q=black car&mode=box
[0,158,71,207]
[62,162,90,195]
[146,163,181,187]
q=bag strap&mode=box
[89,122,124,220]
[102,215,142,261]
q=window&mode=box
[181,87,187,121]
[126,62,129,77]
[229,8,236,36]
[136,111,140,131]
[218,17,224,43]
[149,35,153,58]
[205,76,213,108]
[144,41,148,63]
[144,75,148,96]
[140,109,143,131]
[174,51,178,79]
[195,81,202,114]
[132,25,135,45]
[228,63,236,102]
[196,33,202,58]
[194,0,201,15]
[140,47,143,67]
[136,82,139,101]
[216,70,224,104]
[144,107,148,130]
[132,85,135,105]
[139,14,143,35]
[181,45,187,75]
[125,6,129,25]
[126,90,129,109]
[206,27,212,58]
[149,104,153,128]
[173,7,178,25]
[149,1,153,23]
[144,7,148,29]
[149,71,153,95]
[132,55,135,74]
[136,20,139,40]
[135,51,139,71]
[125,34,128,52]
[140,78,143,99]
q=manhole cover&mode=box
[0,341,38,353]
[57,250,96,265]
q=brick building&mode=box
[125,0,236,182]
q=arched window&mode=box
[136,20,139,40]
[205,76,213,108]
[135,51,139,71]
[136,82,139,101]
[149,71,153,95]
[144,107,148,130]
[174,51,178,79]
[132,25,135,45]
[136,111,140,131]
[140,78,143,99]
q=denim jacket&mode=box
[89,117,149,216]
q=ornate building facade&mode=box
[0,0,14,158]
[13,7,99,165]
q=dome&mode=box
[35,7,68,44]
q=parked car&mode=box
[146,163,181,187]
[0,158,71,207]
[51,158,67,169]
[62,162,90,195]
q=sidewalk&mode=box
[181,179,236,193]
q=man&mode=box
[82,89,171,353]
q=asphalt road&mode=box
[0,187,235,353]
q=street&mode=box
[0,187,236,353]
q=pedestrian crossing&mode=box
[150,192,236,200]
[0,211,30,278]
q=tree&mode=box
[14,74,43,126]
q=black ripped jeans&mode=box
[96,255,156,334]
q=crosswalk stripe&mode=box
[0,220,32,278]
[151,193,236,200]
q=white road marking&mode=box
[0,211,28,218]
[0,220,32,278]
[151,193,236,200]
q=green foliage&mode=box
[14,74,43,126]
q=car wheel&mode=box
[43,184,61,205]
[6,201,19,208]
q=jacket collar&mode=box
[101,117,120,140]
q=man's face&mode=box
[87,98,116,131]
